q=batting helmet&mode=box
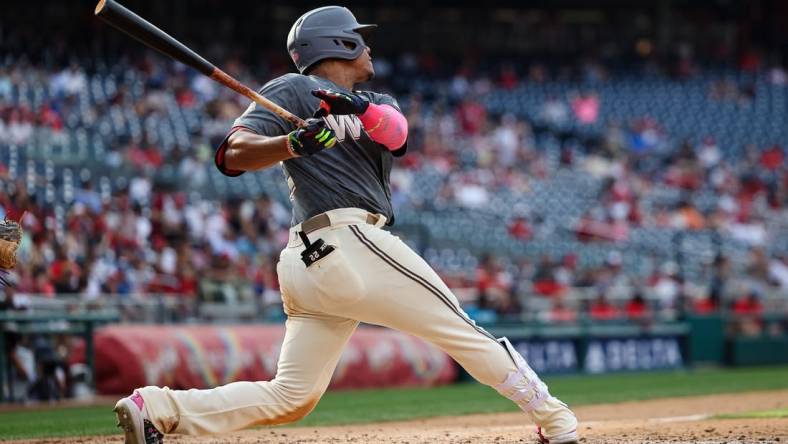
[287,6,376,74]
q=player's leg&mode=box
[336,223,578,444]
[128,314,358,436]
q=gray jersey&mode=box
[215,73,405,226]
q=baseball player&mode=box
[114,6,578,444]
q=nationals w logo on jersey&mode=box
[322,115,363,143]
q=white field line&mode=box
[580,413,711,427]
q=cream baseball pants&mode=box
[138,208,572,436]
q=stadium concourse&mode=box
[0,0,787,405]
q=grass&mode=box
[1,366,788,440]
[716,408,788,419]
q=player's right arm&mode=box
[222,118,336,173]
[224,131,292,172]
[215,75,336,176]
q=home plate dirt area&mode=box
[12,390,788,444]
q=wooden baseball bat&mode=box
[94,0,306,128]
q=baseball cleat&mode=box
[533,397,579,444]
[114,391,164,444]
[536,426,579,444]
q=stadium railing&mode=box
[12,286,787,324]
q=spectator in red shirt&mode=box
[732,291,763,316]
[38,104,63,132]
[178,265,199,296]
[532,256,564,297]
[49,247,81,294]
[33,267,56,296]
[693,297,717,315]
[175,87,197,108]
[624,292,651,320]
[590,293,620,321]
[508,216,532,240]
[475,253,512,298]
[457,99,487,135]
[127,135,163,170]
[739,48,762,72]
[760,144,784,172]
[498,64,519,90]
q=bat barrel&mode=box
[95,0,215,76]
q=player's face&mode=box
[353,45,374,82]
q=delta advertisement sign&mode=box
[509,337,684,374]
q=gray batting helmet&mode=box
[287,6,376,74]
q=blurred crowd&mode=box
[2,52,788,296]
[1,182,288,301]
[1,14,787,338]
[461,249,784,330]
[574,128,786,243]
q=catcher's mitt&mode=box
[0,218,22,274]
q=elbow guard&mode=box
[358,103,408,151]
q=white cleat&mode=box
[536,426,579,444]
[113,391,164,444]
[533,398,579,444]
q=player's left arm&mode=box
[312,89,408,154]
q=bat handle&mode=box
[210,70,307,128]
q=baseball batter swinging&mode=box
[114,6,579,444]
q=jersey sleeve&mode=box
[214,75,300,177]
[362,92,408,157]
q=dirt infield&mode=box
[11,390,788,443]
